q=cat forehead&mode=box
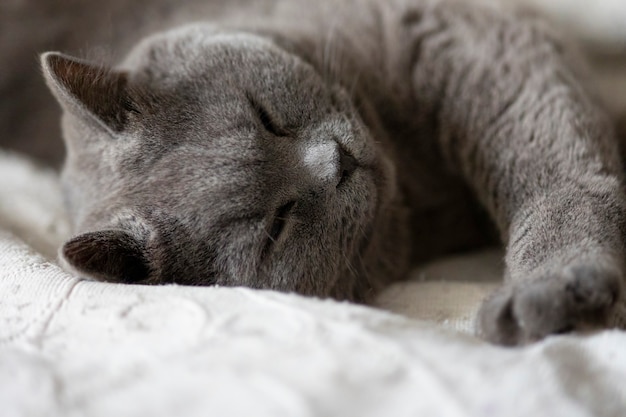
[122,26,328,115]
[123,26,294,77]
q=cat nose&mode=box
[299,141,358,188]
[338,146,358,181]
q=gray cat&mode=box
[15,0,626,345]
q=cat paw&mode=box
[478,263,622,345]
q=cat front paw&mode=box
[478,262,623,345]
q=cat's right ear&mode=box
[41,52,136,133]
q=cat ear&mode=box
[41,52,135,132]
[61,230,150,283]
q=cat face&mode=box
[43,25,407,300]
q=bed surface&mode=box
[2,150,626,417]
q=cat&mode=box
[8,0,626,345]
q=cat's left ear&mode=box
[61,230,151,284]
[41,52,135,133]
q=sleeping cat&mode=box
[31,0,626,345]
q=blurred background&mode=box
[493,0,626,122]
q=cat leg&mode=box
[405,4,626,344]
[479,191,624,345]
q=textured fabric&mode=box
[2,151,626,417]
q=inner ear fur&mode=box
[41,52,137,132]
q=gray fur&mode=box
[13,0,626,344]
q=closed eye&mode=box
[262,201,296,259]
[246,93,288,137]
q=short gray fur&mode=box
[17,0,626,345]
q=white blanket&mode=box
[2,150,626,417]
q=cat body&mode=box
[6,0,624,345]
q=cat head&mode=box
[42,25,408,300]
